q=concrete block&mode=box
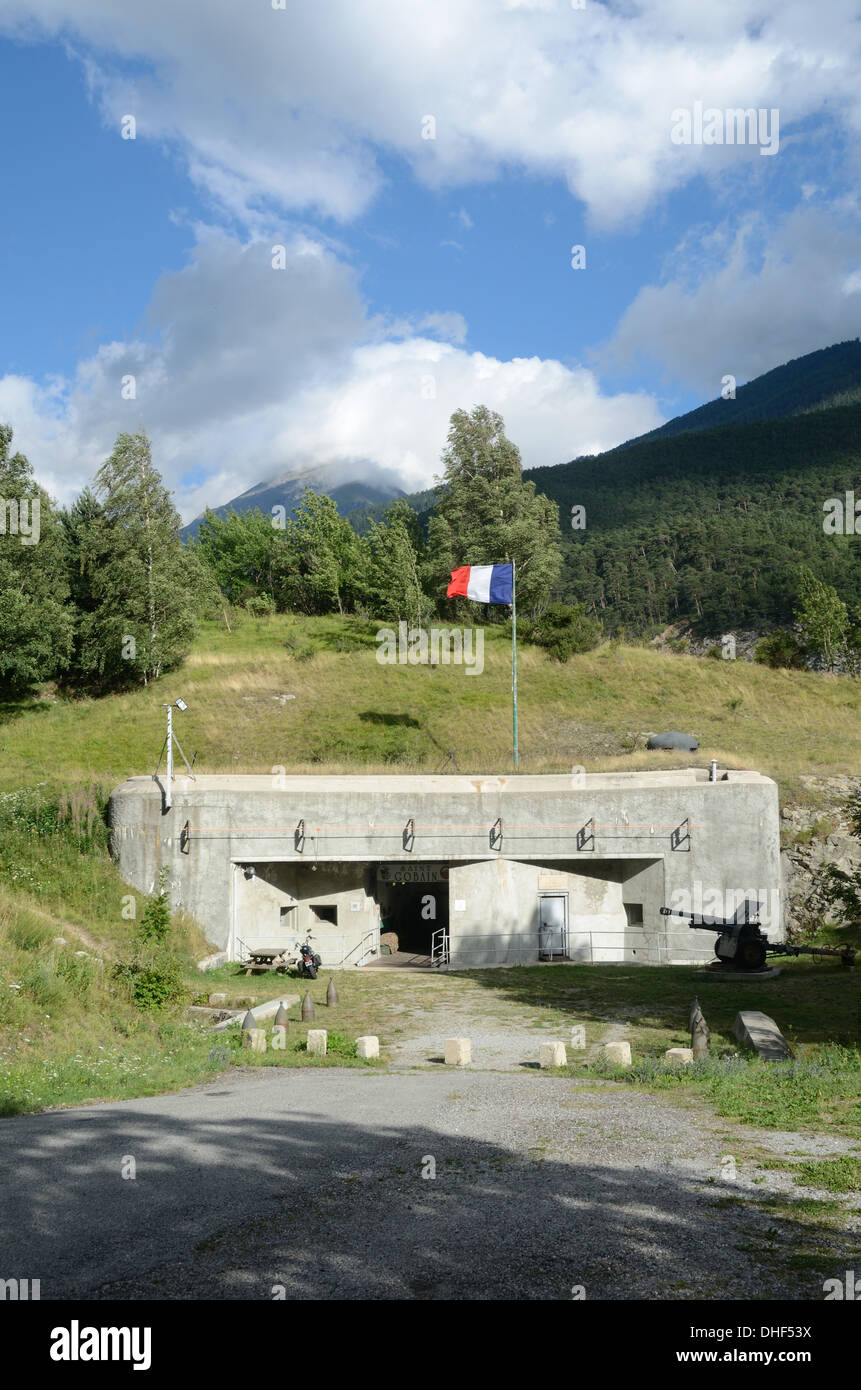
[603,1041,632,1067]
[208,992,229,1007]
[445,1037,471,1066]
[732,1010,791,1061]
[197,951,228,972]
[665,1047,694,1065]
[539,1041,568,1068]
[356,1035,379,1059]
[306,1029,327,1057]
[248,995,299,1023]
[243,1028,267,1053]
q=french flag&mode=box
[447,563,513,605]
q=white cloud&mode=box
[268,340,663,499]
[606,206,861,392]
[3,1,861,228]
[0,232,662,520]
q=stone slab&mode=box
[356,1035,379,1059]
[211,994,300,1032]
[695,967,782,981]
[539,1041,567,1068]
[732,1010,792,1061]
[197,951,229,972]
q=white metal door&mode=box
[538,894,567,958]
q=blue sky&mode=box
[1,2,860,520]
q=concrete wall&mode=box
[107,770,782,967]
[233,863,377,967]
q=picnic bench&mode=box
[242,945,294,976]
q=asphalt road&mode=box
[1,1068,856,1300]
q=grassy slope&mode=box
[2,611,860,790]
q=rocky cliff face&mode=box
[780,776,861,938]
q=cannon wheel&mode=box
[737,939,767,971]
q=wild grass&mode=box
[0,613,858,789]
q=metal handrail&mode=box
[339,929,378,968]
[443,927,731,968]
[431,927,450,966]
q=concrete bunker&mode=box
[108,770,781,969]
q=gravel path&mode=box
[3,1068,858,1301]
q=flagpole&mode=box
[511,560,518,771]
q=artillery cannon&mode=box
[660,901,856,972]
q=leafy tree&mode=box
[0,424,75,688]
[77,430,199,686]
[193,507,281,606]
[361,499,429,624]
[843,607,861,678]
[795,567,848,671]
[61,487,104,615]
[425,406,562,620]
[275,489,365,615]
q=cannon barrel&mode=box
[659,907,736,930]
[660,905,762,928]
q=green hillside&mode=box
[608,338,861,447]
[348,345,861,635]
[528,401,861,633]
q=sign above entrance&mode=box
[378,863,449,884]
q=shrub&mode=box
[138,868,172,945]
[755,630,806,669]
[325,1030,359,1058]
[114,949,189,1013]
[55,952,95,995]
[520,603,602,662]
[244,593,276,617]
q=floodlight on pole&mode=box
[153,698,195,811]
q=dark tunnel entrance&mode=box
[378,873,450,959]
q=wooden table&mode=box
[243,946,293,976]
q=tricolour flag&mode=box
[447,562,513,605]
